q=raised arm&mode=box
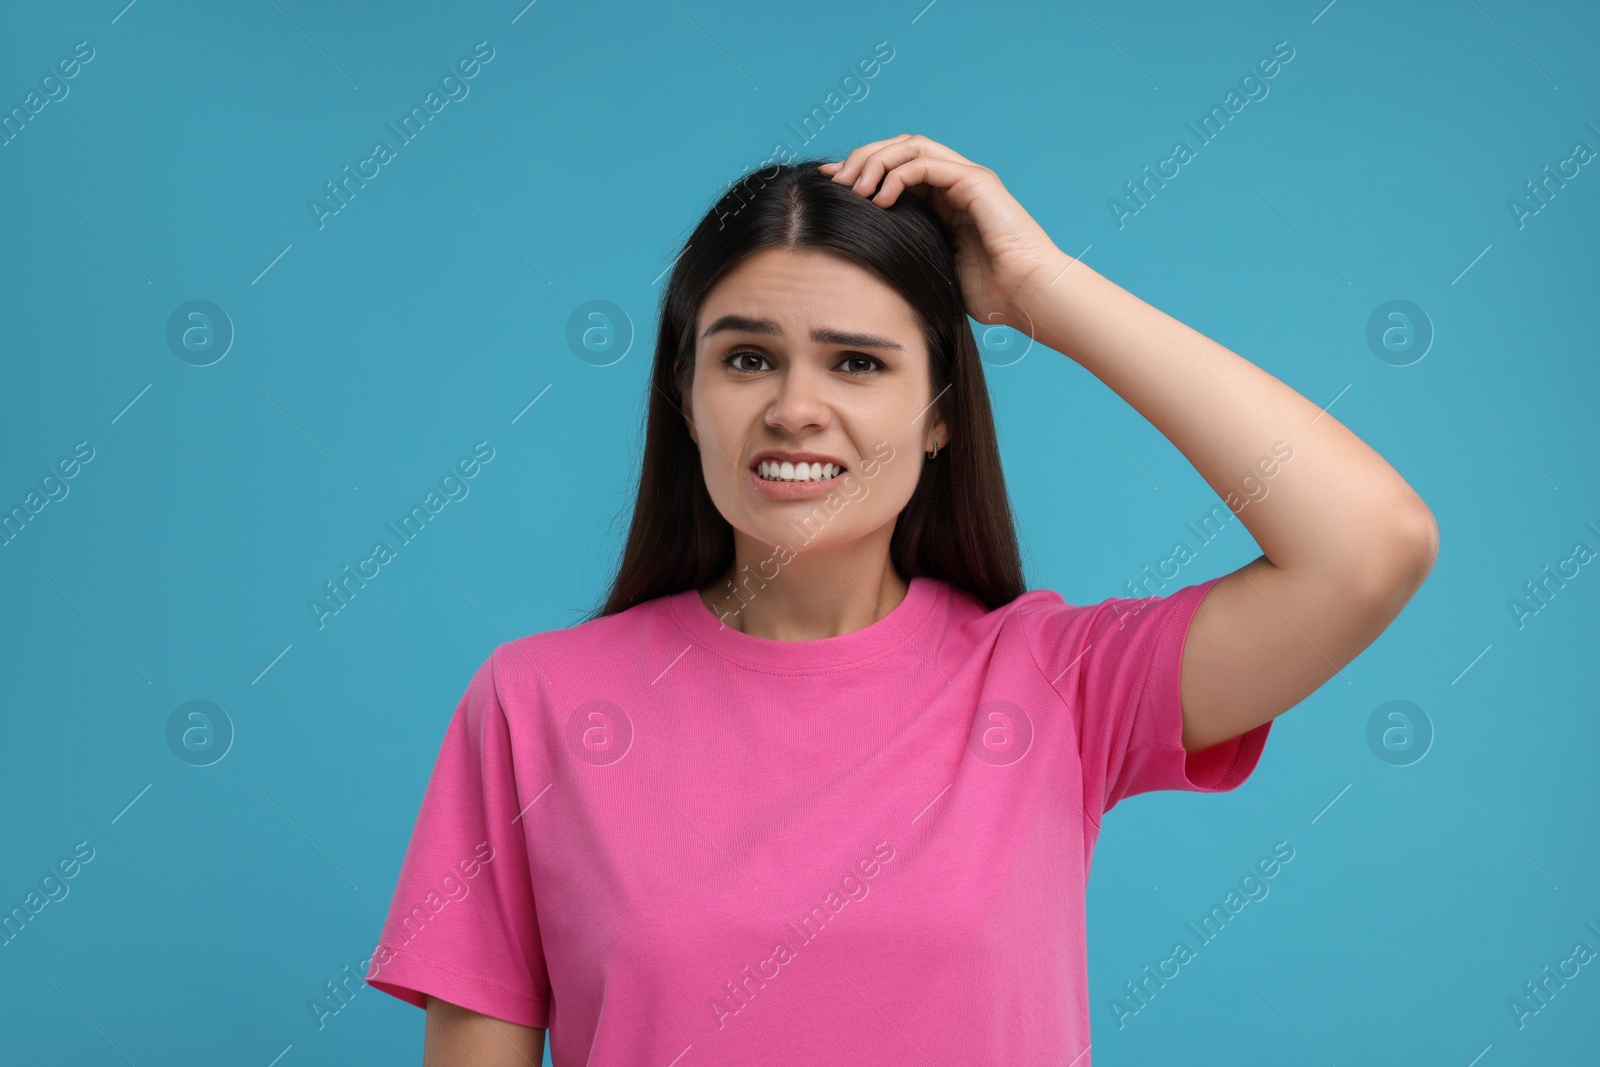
[1011,254,1438,751]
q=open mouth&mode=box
[752,459,847,483]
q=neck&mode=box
[699,546,909,641]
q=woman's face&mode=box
[682,246,947,562]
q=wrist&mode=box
[1010,250,1091,353]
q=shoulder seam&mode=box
[1015,597,1105,835]
[487,643,507,718]
[1018,600,1074,717]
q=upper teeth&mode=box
[758,460,842,482]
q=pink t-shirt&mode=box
[366,573,1271,1064]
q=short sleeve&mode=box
[365,649,551,1028]
[1020,576,1271,818]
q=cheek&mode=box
[878,462,922,513]
[694,439,755,527]
[842,451,918,519]
[691,382,751,454]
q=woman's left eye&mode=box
[838,355,884,375]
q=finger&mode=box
[824,134,975,184]
[831,133,915,178]
[908,135,978,168]
[869,155,989,210]
[824,133,914,184]
[836,135,977,199]
[842,134,978,185]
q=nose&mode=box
[764,361,834,435]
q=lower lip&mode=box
[747,466,847,498]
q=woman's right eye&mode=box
[722,350,770,372]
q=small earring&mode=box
[926,440,941,460]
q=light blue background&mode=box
[2,1,1596,1064]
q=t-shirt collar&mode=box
[667,576,943,674]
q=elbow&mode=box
[1359,498,1439,602]
[1398,498,1440,580]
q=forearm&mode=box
[1017,253,1436,586]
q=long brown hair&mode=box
[586,157,1025,620]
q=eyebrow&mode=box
[700,314,905,351]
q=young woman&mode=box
[367,134,1437,1065]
